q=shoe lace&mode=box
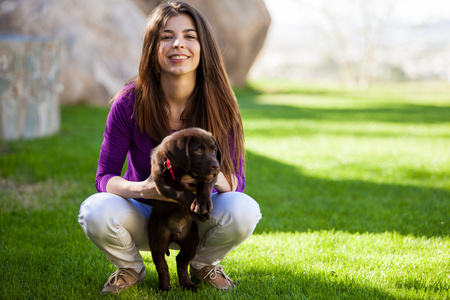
[203,265,233,286]
[106,269,137,285]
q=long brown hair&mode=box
[123,1,245,186]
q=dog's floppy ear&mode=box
[184,135,192,171]
[213,137,222,164]
[165,135,191,172]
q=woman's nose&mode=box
[173,37,184,49]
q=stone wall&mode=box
[0,35,60,140]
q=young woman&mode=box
[78,1,261,294]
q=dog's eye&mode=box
[195,147,204,155]
[212,148,217,153]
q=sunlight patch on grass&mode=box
[241,85,450,191]
[246,134,449,189]
[245,119,450,138]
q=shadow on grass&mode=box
[246,151,450,238]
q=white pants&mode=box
[78,192,261,273]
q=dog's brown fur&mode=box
[148,128,221,291]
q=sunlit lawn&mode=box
[1,81,449,299]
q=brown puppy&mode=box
[148,128,221,291]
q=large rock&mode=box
[0,0,146,105]
[195,0,271,86]
[0,0,270,104]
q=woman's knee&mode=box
[78,193,128,239]
[212,192,262,239]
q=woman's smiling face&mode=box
[158,14,201,78]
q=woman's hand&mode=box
[214,172,237,193]
[139,176,164,199]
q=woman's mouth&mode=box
[169,55,189,62]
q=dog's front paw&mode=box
[190,211,211,222]
[190,198,213,215]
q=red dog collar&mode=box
[164,159,177,180]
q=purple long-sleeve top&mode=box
[95,83,245,202]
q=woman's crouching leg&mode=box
[78,192,152,273]
[192,192,262,269]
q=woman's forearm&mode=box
[105,176,167,200]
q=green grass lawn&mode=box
[1,82,449,299]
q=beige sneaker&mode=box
[190,265,235,290]
[100,268,145,294]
